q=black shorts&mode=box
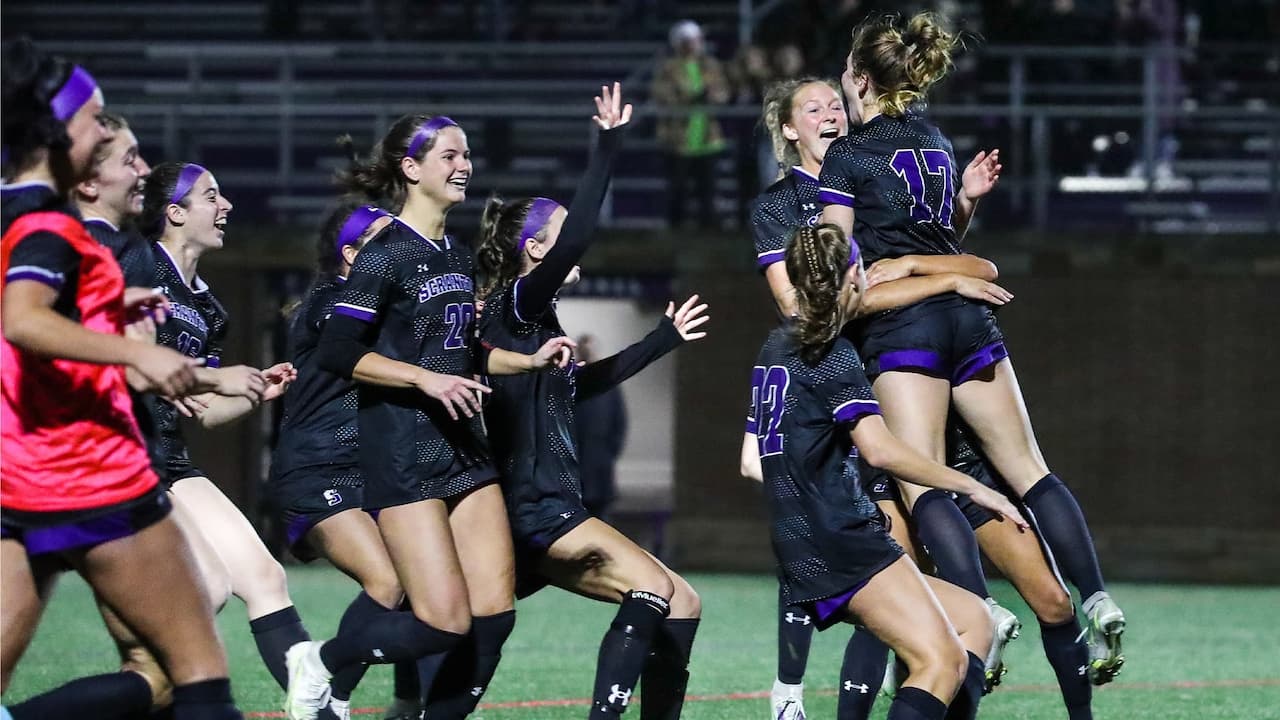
[859,295,1007,385]
[362,459,499,511]
[1,486,172,558]
[952,457,1011,531]
[269,465,366,562]
[510,494,592,599]
[859,458,899,505]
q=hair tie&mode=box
[518,197,562,252]
[50,65,98,122]
[405,116,459,159]
[335,205,390,261]
[168,163,208,205]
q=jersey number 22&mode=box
[751,365,790,457]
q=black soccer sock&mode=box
[837,630,890,720]
[249,605,310,691]
[943,652,986,720]
[170,678,242,720]
[394,656,421,701]
[887,686,946,720]
[328,592,393,701]
[1040,616,1093,720]
[777,587,814,684]
[912,490,990,599]
[319,612,464,672]
[640,618,699,720]
[589,590,671,718]
[10,671,153,720]
[1022,474,1106,600]
[423,610,517,719]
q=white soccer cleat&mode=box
[284,641,333,720]
[880,654,906,699]
[1081,592,1126,685]
[984,599,1022,692]
[770,678,806,720]
[325,696,350,720]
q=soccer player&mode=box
[269,200,423,720]
[819,11,1126,687]
[744,223,1029,720]
[749,76,1017,719]
[285,111,574,720]
[476,84,706,720]
[1,39,241,719]
[137,161,310,694]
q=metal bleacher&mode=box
[3,0,1276,235]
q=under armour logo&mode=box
[802,203,817,211]
[783,612,811,625]
[607,684,633,706]
[1077,665,1088,676]
[844,681,869,693]
[417,263,430,273]
[560,511,575,519]
[470,686,484,697]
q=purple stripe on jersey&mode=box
[877,348,948,377]
[756,249,785,268]
[833,399,881,424]
[745,415,759,434]
[6,266,65,290]
[952,341,1009,386]
[812,578,870,625]
[50,65,98,122]
[818,188,854,207]
[169,163,208,205]
[406,116,459,158]
[333,304,377,323]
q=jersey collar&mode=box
[791,166,820,185]
[154,241,210,293]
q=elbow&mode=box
[977,258,999,281]
[858,439,894,471]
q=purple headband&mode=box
[405,116,459,159]
[168,163,208,205]
[518,197,562,252]
[848,236,862,268]
[336,205,390,259]
[50,66,99,122]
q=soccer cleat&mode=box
[1080,593,1126,685]
[984,599,1022,693]
[325,696,351,720]
[382,697,423,720]
[770,678,805,720]
[284,641,333,720]
[879,654,906,699]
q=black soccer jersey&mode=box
[84,218,157,288]
[271,276,359,478]
[751,166,823,270]
[748,328,902,605]
[2,183,83,319]
[818,114,962,265]
[151,242,229,479]
[330,222,491,500]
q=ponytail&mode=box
[474,194,539,300]
[848,12,959,117]
[335,113,460,213]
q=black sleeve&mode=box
[513,126,626,320]
[316,312,376,379]
[5,232,79,291]
[574,315,683,402]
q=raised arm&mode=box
[574,295,708,401]
[953,149,1001,242]
[513,84,631,320]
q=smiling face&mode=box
[783,82,847,169]
[81,127,150,218]
[63,88,110,180]
[168,171,233,251]
[406,125,472,209]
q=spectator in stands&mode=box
[652,19,730,230]
[730,44,777,225]
[574,335,629,521]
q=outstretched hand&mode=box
[593,82,633,130]
[666,294,710,341]
[961,149,1002,202]
[532,336,578,370]
[260,362,297,402]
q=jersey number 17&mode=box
[891,148,954,228]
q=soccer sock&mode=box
[319,612,464,672]
[589,590,670,718]
[170,678,241,720]
[912,490,990,599]
[887,687,946,720]
[837,630,890,720]
[327,592,392,701]
[777,588,814,684]
[10,671,153,720]
[393,656,421,701]
[943,652,986,720]
[1022,474,1106,600]
[640,618,699,720]
[1040,616,1093,720]
[249,606,309,691]
[423,610,517,719]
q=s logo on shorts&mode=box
[323,489,342,507]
